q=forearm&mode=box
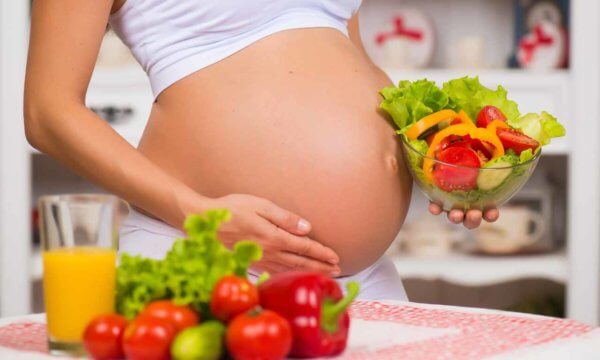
[25,101,208,228]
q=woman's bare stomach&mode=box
[138,28,412,274]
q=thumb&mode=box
[259,202,312,235]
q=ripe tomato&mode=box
[496,128,540,155]
[436,134,464,152]
[437,135,492,162]
[433,147,481,192]
[142,300,200,332]
[476,105,507,128]
[226,309,292,360]
[210,276,259,323]
[122,315,177,360]
[83,314,128,360]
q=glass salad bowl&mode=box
[401,136,541,211]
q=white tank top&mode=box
[109,0,362,98]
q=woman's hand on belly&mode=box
[204,194,341,275]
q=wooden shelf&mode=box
[393,252,568,287]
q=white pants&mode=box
[119,209,408,301]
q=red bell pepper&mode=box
[258,272,360,358]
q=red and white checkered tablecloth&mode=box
[0,301,598,359]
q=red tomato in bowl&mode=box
[433,147,481,192]
[437,135,492,162]
[83,314,128,360]
[210,276,259,323]
[122,315,177,360]
[142,300,199,332]
[496,128,540,155]
[226,309,292,360]
[476,105,507,128]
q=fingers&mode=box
[483,208,499,223]
[428,202,443,215]
[446,209,483,228]
[447,209,464,224]
[277,228,340,265]
[276,251,341,276]
[463,210,483,229]
[258,201,311,236]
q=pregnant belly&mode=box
[138,29,412,274]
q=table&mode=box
[0,301,598,359]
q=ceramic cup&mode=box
[473,206,545,254]
[398,218,463,257]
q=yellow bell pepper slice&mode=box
[422,124,505,182]
[406,109,459,140]
[486,119,509,133]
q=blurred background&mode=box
[1,0,599,324]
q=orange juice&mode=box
[43,247,116,342]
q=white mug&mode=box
[473,206,545,254]
[398,218,463,257]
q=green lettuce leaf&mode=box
[404,138,429,169]
[508,111,566,146]
[442,77,520,121]
[116,210,262,319]
[495,151,520,166]
[519,149,535,163]
[379,79,450,129]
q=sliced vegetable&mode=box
[456,109,475,126]
[405,109,458,140]
[497,128,540,155]
[486,119,509,133]
[477,157,516,191]
[508,111,566,146]
[406,109,476,140]
[424,124,504,182]
[437,135,492,162]
[433,147,481,192]
[476,105,507,128]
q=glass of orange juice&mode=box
[39,194,120,356]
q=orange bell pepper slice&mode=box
[455,110,475,125]
[486,119,509,133]
[406,109,466,140]
[422,124,505,183]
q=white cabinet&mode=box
[0,0,31,316]
[566,0,600,325]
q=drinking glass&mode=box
[39,194,119,356]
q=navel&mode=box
[386,154,399,173]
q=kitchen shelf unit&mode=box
[0,0,598,326]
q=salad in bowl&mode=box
[380,76,565,211]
